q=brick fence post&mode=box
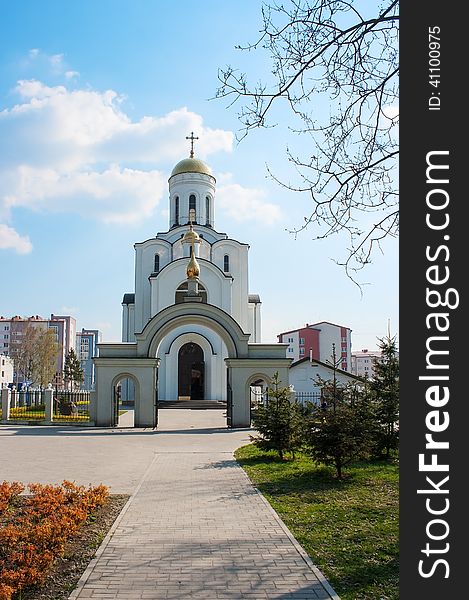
[1,388,11,423]
[89,390,96,424]
[44,388,54,423]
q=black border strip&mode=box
[400,3,466,597]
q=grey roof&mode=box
[122,293,135,305]
[248,294,261,304]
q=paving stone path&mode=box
[70,454,339,599]
[1,409,340,599]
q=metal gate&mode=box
[112,385,120,428]
[226,369,233,428]
[153,369,159,429]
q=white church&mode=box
[93,136,291,428]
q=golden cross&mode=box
[186,132,199,158]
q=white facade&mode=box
[313,322,352,371]
[282,331,300,362]
[289,357,362,394]
[351,349,399,378]
[121,155,263,404]
[0,320,11,355]
[351,349,382,378]
[95,150,291,427]
[0,355,14,388]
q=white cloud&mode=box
[24,49,69,77]
[4,164,166,224]
[2,81,232,168]
[14,79,66,99]
[0,224,32,254]
[0,79,235,242]
[64,70,80,80]
[217,181,282,226]
[49,54,64,67]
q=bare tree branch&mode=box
[216,0,399,281]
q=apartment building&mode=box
[278,321,352,372]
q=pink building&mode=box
[0,314,76,385]
[278,321,352,372]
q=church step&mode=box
[158,400,227,410]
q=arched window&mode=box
[223,254,230,273]
[153,254,160,273]
[205,196,211,226]
[189,194,196,222]
[175,281,207,304]
[174,196,179,226]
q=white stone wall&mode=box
[247,302,262,343]
[212,240,250,332]
[289,360,359,394]
[150,260,233,317]
[122,303,135,341]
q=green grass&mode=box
[235,444,399,600]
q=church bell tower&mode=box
[168,132,216,228]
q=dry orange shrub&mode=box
[0,480,109,600]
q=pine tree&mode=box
[371,334,399,458]
[63,348,84,391]
[250,372,305,460]
[306,380,374,479]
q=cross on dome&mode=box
[185,132,199,158]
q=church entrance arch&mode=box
[178,342,204,400]
[247,373,272,425]
[112,374,137,427]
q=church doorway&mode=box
[178,342,205,400]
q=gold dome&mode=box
[170,157,213,178]
[187,251,200,279]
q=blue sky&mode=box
[0,1,398,351]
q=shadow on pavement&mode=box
[0,425,254,437]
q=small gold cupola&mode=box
[186,248,200,279]
[182,222,201,280]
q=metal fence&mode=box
[3,388,91,423]
[294,391,322,407]
[53,390,91,422]
[9,389,46,420]
[250,388,323,409]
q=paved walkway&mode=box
[1,410,340,599]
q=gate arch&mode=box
[136,303,250,359]
[157,331,220,402]
[94,303,290,428]
[111,372,139,427]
